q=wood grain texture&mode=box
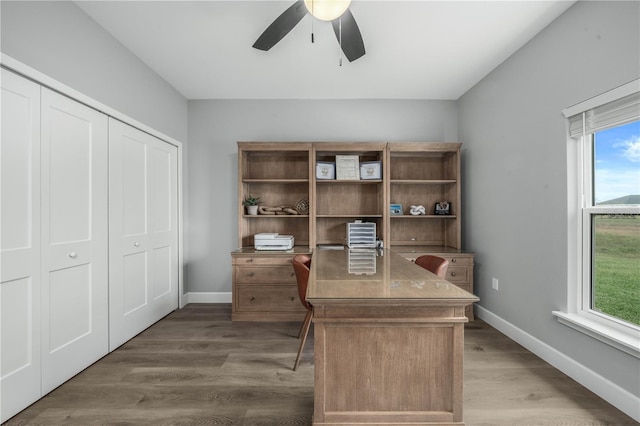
[3,304,636,426]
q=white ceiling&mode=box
[75,0,575,100]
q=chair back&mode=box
[415,255,449,279]
[292,254,312,311]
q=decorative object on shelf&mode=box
[360,161,382,180]
[335,155,360,180]
[258,205,299,215]
[295,198,310,215]
[316,161,335,180]
[390,203,403,216]
[434,201,451,215]
[409,205,426,215]
[243,195,261,215]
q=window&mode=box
[591,123,640,327]
[555,80,640,358]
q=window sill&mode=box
[553,311,640,359]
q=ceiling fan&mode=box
[253,0,366,62]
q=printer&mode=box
[254,233,295,251]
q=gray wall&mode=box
[186,99,457,294]
[0,1,188,142]
[458,1,640,396]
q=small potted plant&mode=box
[243,195,261,215]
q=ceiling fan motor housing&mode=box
[304,0,351,21]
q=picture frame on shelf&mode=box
[434,201,451,215]
[316,161,335,180]
[390,203,404,216]
[335,155,360,180]
[360,161,382,180]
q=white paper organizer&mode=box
[347,222,376,249]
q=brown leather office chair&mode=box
[415,255,449,279]
[292,254,312,371]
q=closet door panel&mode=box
[122,251,148,314]
[109,119,178,351]
[122,136,148,235]
[40,88,109,394]
[152,246,172,299]
[0,70,41,423]
[149,142,178,306]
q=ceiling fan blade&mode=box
[332,9,365,62]
[253,0,308,51]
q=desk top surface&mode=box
[307,249,479,303]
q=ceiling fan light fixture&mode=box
[304,0,351,21]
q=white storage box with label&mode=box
[254,233,295,250]
[347,222,376,249]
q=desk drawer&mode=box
[233,256,293,266]
[236,285,305,312]
[442,256,473,266]
[235,265,296,284]
[445,266,469,284]
[404,255,472,266]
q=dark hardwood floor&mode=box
[4,304,637,425]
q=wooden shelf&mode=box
[242,215,310,218]
[317,179,383,184]
[317,214,383,218]
[390,179,456,184]
[242,179,309,184]
[390,215,458,219]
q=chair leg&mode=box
[297,309,312,338]
[293,310,313,371]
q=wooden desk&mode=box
[307,249,479,426]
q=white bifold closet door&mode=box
[1,69,42,422]
[40,88,109,394]
[108,119,179,351]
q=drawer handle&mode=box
[451,258,457,263]
[249,296,255,301]
[134,241,140,247]
[450,272,456,277]
[68,252,78,259]
[289,296,295,301]
[290,272,295,277]
[247,272,255,277]
[246,258,254,263]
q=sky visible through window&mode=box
[594,120,640,204]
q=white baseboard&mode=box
[475,305,640,422]
[183,292,232,304]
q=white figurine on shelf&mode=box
[409,205,426,215]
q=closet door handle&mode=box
[68,252,78,259]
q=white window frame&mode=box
[554,80,640,359]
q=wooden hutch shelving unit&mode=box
[385,142,475,319]
[313,142,387,248]
[231,141,475,321]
